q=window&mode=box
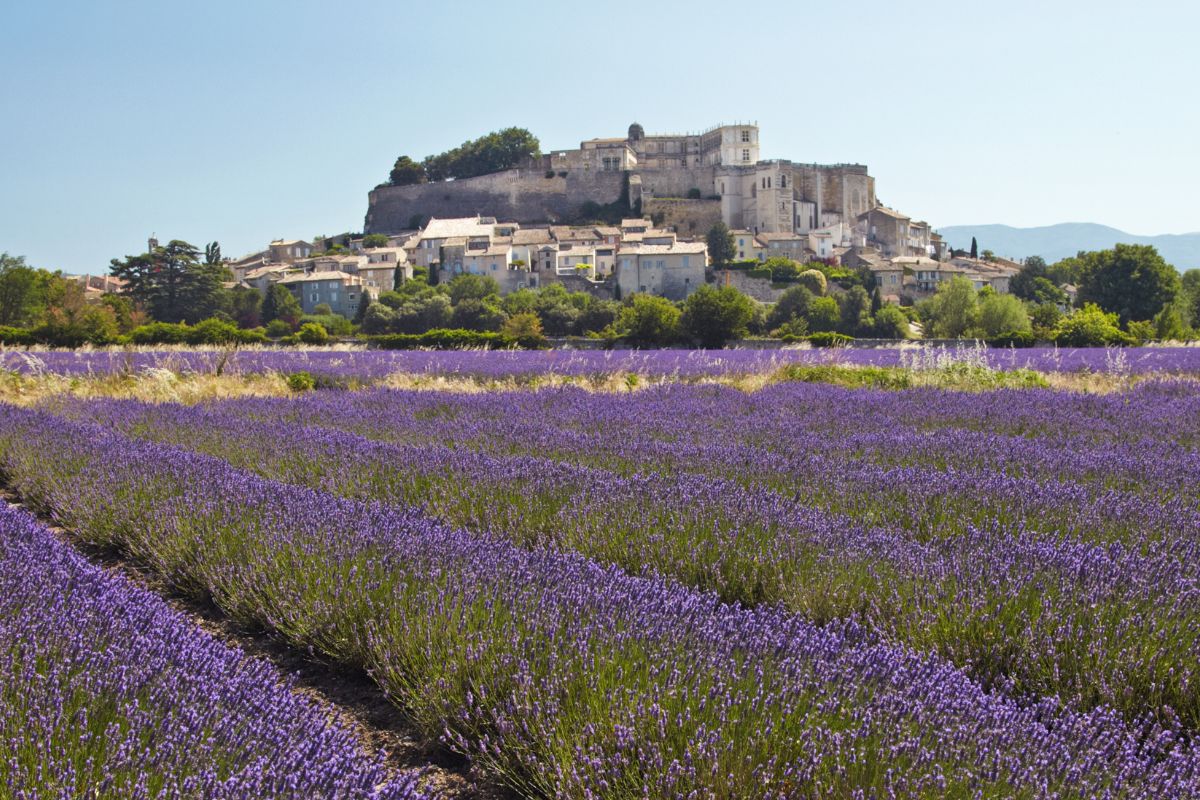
[742,149,750,162]
[310,293,318,303]
[740,129,750,142]
[330,291,338,303]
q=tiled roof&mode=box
[420,216,501,240]
[277,270,360,285]
[620,242,708,256]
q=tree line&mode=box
[389,128,541,186]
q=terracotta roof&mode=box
[277,270,361,285]
[420,216,501,240]
[620,242,708,256]
[512,229,552,245]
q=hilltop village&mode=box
[230,122,1025,315]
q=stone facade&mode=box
[365,122,881,242]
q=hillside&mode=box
[936,223,1200,269]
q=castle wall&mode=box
[365,168,627,233]
[643,198,722,237]
[633,166,717,200]
[715,270,789,303]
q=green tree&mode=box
[422,128,540,182]
[388,156,427,186]
[977,292,1032,337]
[807,296,840,333]
[706,222,737,268]
[1153,306,1189,342]
[870,305,911,339]
[227,285,263,328]
[617,294,681,345]
[920,276,979,338]
[451,298,506,332]
[1075,244,1180,324]
[353,293,372,325]
[1010,256,1051,301]
[795,269,827,296]
[204,241,222,266]
[763,256,804,282]
[262,284,302,326]
[0,253,46,327]
[680,285,756,347]
[363,233,390,248]
[767,285,815,330]
[110,240,225,324]
[1053,303,1132,346]
[297,322,329,344]
[837,286,872,336]
[1181,269,1200,327]
[969,237,978,260]
[447,273,501,305]
[501,312,547,347]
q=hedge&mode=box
[365,329,521,350]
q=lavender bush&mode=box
[0,502,427,799]
[2,407,1200,797]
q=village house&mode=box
[277,271,365,317]
[615,241,708,301]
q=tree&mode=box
[227,285,263,329]
[1075,244,1180,324]
[920,276,979,338]
[204,241,222,266]
[1154,306,1189,342]
[388,156,427,186]
[447,273,500,305]
[110,239,225,324]
[680,285,756,348]
[795,269,827,296]
[297,322,329,344]
[1053,303,1132,346]
[363,233,390,248]
[0,253,45,327]
[969,237,978,260]
[501,312,546,347]
[807,296,840,333]
[617,294,681,345]
[353,293,372,325]
[977,292,1031,337]
[763,256,804,282]
[767,285,815,330]
[980,249,995,262]
[837,286,872,336]
[451,298,506,331]
[706,222,737,268]
[262,284,302,327]
[871,305,911,339]
[421,128,540,182]
[1181,269,1200,327]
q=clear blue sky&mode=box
[2,0,1197,273]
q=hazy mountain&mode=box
[936,223,1200,269]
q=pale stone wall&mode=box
[643,198,722,237]
[715,270,788,303]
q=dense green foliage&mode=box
[391,128,541,185]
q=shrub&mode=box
[185,318,244,345]
[265,319,293,338]
[545,170,556,179]
[130,321,188,345]
[807,331,853,348]
[0,326,35,345]
[795,269,827,296]
[285,371,316,392]
[686,188,702,199]
[1053,304,1135,347]
[365,329,518,350]
[987,330,1037,348]
[297,322,330,345]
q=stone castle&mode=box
[364,122,877,238]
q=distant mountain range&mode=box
[936,223,1200,270]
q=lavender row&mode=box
[7,344,1200,378]
[72,395,1200,729]
[0,502,427,800]
[3,407,1200,797]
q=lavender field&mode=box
[3,343,1200,383]
[4,353,1200,797]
